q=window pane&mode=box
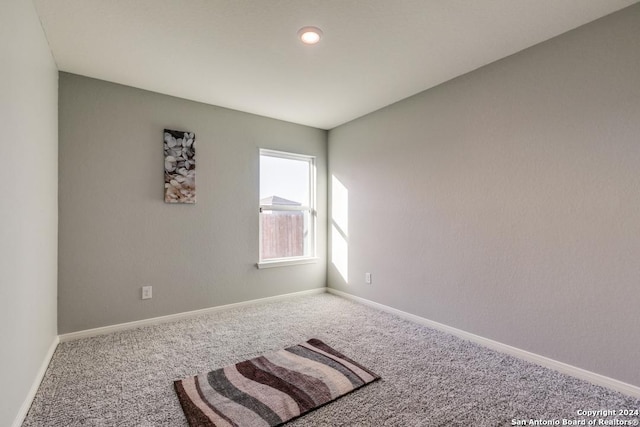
[260,155,309,205]
[260,210,309,260]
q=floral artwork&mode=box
[164,129,196,203]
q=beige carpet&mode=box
[23,293,639,426]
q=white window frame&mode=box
[257,149,317,269]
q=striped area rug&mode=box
[174,338,380,426]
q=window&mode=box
[258,149,316,267]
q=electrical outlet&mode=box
[365,273,372,284]
[142,285,152,300]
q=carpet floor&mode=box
[23,293,639,426]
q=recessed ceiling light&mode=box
[298,26,323,45]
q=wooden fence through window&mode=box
[260,212,304,259]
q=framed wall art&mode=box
[164,129,196,203]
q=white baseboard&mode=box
[59,287,328,342]
[327,288,640,398]
[12,335,59,427]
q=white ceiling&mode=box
[34,0,638,130]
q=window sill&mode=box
[257,257,319,269]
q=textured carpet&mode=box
[23,293,639,426]
[175,338,379,426]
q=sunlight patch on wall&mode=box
[331,175,349,283]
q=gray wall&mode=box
[58,73,327,333]
[0,0,59,424]
[328,5,640,387]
